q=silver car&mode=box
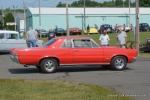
[0,30,43,52]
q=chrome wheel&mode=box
[114,58,125,69]
[44,60,55,72]
[40,59,58,73]
[111,56,127,71]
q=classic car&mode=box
[84,27,98,34]
[69,28,82,35]
[100,24,114,33]
[140,23,150,32]
[10,36,137,73]
[0,30,43,52]
[54,28,66,36]
[140,38,150,52]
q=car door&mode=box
[72,39,104,64]
[0,33,6,51]
[58,39,74,64]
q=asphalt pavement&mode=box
[0,54,150,100]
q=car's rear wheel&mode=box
[40,58,58,73]
[111,56,127,71]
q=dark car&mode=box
[55,28,66,36]
[36,29,49,38]
[140,23,150,32]
[48,31,56,40]
[140,39,150,52]
[99,24,114,33]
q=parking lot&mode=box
[0,54,150,100]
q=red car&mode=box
[10,36,137,73]
[69,28,82,35]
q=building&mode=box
[15,12,25,32]
[26,7,150,31]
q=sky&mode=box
[0,0,112,9]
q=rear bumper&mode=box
[10,55,19,64]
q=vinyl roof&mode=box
[28,7,150,15]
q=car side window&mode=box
[0,33,4,39]
[62,39,72,48]
[6,33,18,39]
[73,39,92,48]
[91,40,99,48]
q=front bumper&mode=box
[131,57,137,63]
[10,54,19,64]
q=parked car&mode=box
[0,30,43,52]
[115,25,131,32]
[140,23,150,32]
[140,38,150,52]
[36,29,49,38]
[55,28,66,36]
[48,31,56,40]
[100,24,114,33]
[69,28,82,35]
[10,36,137,73]
[85,27,98,34]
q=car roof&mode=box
[0,30,19,34]
[56,36,91,40]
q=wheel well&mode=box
[111,55,128,62]
[39,57,60,66]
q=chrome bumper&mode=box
[10,55,19,64]
[131,57,137,63]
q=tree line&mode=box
[57,0,150,7]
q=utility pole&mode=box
[83,0,86,33]
[123,0,125,7]
[135,0,139,54]
[23,0,26,32]
[128,0,131,27]
[38,0,41,29]
[13,5,16,31]
[113,0,116,7]
[66,2,69,36]
[1,6,5,29]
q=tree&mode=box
[4,12,15,30]
[140,0,150,7]
[0,21,3,29]
[56,0,150,7]
[56,2,67,7]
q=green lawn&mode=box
[88,32,150,46]
[0,79,131,100]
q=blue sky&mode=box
[0,0,111,9]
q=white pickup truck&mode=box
[0,30,43,52]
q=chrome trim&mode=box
[10,54,19,63]
[60,63,110,66]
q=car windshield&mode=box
[43,38,56,47]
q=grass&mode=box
[88,32,150,46]
[0,79,131,100]
[88,32,150,58]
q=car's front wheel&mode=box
[40,58,58,73]
[111,56,127,71]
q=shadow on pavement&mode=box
[9,68,39,74]
[8,65,132,74]
[0,52,9,55]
